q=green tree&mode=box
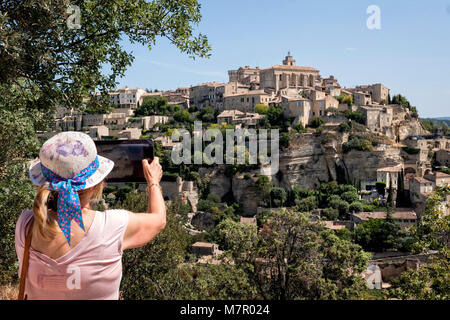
[219,209,370,300]
[353,218,402,252]
[341,191,359,204]
[270,187,287,208]
[387,175,394,209]
[295,196,319,212]
[337,94,353,106]
[391,94,411,108]
[174,109,193,123]
[310,117,325,128]
[254,104,269,115]
[135,97,173,116]
[256,176,273,207]
[267,105,284,126]
[376,182,387,197]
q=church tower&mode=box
[282,51,296,66]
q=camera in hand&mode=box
[94,139,154,183]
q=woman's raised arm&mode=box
[122,157,166,250]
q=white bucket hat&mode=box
[29,131,114,189]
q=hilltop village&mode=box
[47,54,450,288]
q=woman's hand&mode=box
[142,157,162,185]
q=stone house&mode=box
[223,90,273,113]
[377,164,402,189]
[351,210,417,229]
[281,95,312,126]
[360,105,393,132]
[192,242,219,257]
[190,81,248,110]
[409,177,434,204]
[353,91,372,106]
[217,109,263,127]
[436,149,450,167]
[228,66,261,85]
[355,83,390,104]
[424,171,450,187]
[116,128,141,140]
[89,125,110,139]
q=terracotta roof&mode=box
[435,172,450,178]
[322,221,346,230]
[354,211,417,221]
[413,177,433,184]
[282,95,309,101]
[377,164,403,173]
[218,109,245,117]
[261,65,319,72]
[223,89,269,98]
[192,242,216,248]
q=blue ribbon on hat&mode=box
[40,156,100,244]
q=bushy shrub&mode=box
[162,172,179,182]
[197,199,217,212]
[295,196,319,212]
[402,147,420,155]
[339,122,351,132]
[349,201,364,213]
[270,187,287,207]
[310,117,325,128]
[206,193,221,203]
[341,191,359,203]
[322,207,339,220]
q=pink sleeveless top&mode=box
[15,209,129,300]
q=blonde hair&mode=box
[32,181,104,241]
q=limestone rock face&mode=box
[278,134,337,190]
[191,211,215,232]
[232,176,262,216]
[342,148,402,183]
[209,171,232,199]
[277,133,403,190]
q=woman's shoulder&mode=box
[15,209,33,248]
[96,209,130,231]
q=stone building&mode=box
[353,91,372,106]
[409,177,434,204]
[259,54,321,91]
[217,109,263,127]
[351,210,417,230]
[189,81,248,110]
[436,149,450,167]
[192,242,219,256]
[228,66,261,86]
[281,95,312,126]
[223,89,273,112]
[97,87,146,109]
[89,125,109,139]
[424,171,450,187]
[360,105,393,132]
[355,83,390,104]
[377,164,402,189]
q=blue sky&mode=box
[117,0,450,118]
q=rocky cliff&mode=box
[277,132,403,190]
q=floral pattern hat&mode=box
[29,131,114,243]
